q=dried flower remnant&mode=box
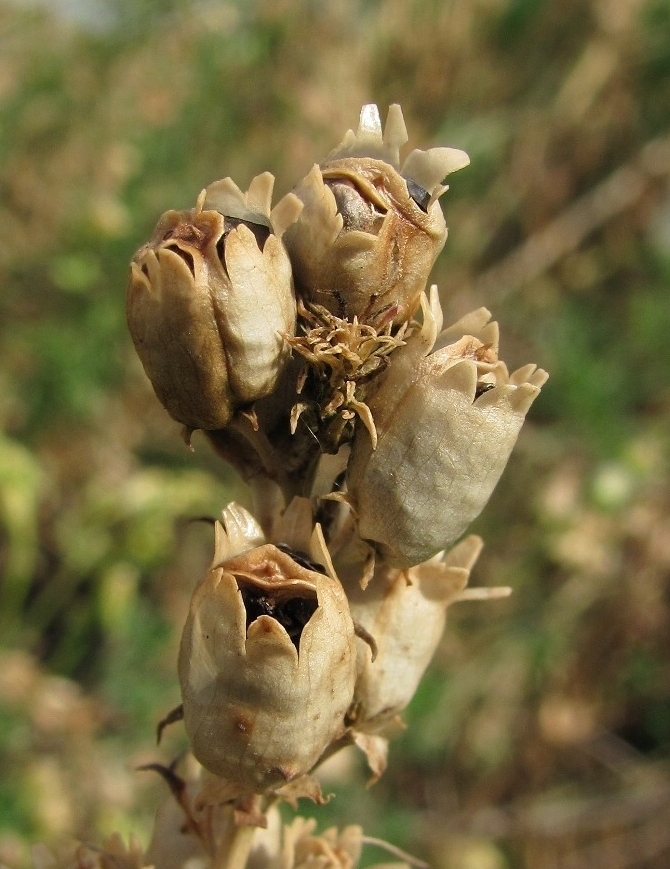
[178,507,356,792]
[286,300,409,451]
[279,816,419,869]
[346,289,549,568]
[143,758,285,869]
[127,173,302,431]
[147,768,418,869]
[284,104,469,323]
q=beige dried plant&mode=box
[345,288,548,568]
[35,101,548,869]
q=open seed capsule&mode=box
[178,525,356,792]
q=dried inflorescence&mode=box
[119,103,548,869]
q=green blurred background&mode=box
[1,0,670,866]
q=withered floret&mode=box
[345,536,484,732]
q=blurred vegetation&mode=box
[1,0,670,867]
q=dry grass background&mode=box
[1,0,670,867]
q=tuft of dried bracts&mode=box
[283,104,468,324]
[127,174,302,431]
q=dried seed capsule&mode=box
[127,173,302,430]
[178,513,356,793]
[346,536,483,731]
[283,104,469,324]
[346,290,549,568]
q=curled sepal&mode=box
[127,175,301,431]
[345,537,482,732]
[351,731,390,785]
[178,543,356,792]
[346,294,549,568]
[283,104,468,324]
[273,774,331,809]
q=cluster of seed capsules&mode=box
[127,105,548,800]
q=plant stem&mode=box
[213,821,257,869]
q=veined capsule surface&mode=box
[347,290,549,568]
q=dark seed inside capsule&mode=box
[241,587,318,650]
[165,245,196,276]
[405,177,431,212]
[326,180,385,234]
[475,382,496,399]
[223,216,271,251]
[215,217,271,274]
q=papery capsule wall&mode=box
[345,536,482,731]
[178,540,356,792]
